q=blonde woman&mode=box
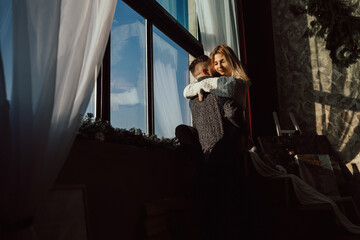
[210,44,250,82]
[184,44,250,111]
[183,45,251,151]
[209,44,250,110]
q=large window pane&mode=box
[156,0,198,39]
[110,1,147,132]
[153,27,191,138]
[156,0,188,30]
[0,0,12,101]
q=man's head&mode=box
[189,55,215,80]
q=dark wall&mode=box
[242,0,279,139]
[54,139,195,240]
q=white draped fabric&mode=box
[154,60,184,137]
[153,31,185,138]
[0,0,116,238]
[195,0,240,57]
[249,151,360,234]
[157,0,177,19]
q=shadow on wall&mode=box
[314,62,360,165]
[271,0,316,134]
[271,0,360,164]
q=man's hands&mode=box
[198,89,204,101]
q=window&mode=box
[0,0,13,100]
[153,27,191,137]
[156,0,188,30]
[110,2,147,131]
[88,0,203,138]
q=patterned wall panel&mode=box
[270,0,360,164]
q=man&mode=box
[177,55,248,158]
[176,55,249,239]
[184,56,248,112]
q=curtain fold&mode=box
[153,31,184,138]
[249,151,360,234]
[154,60,184,137]
[0,0,117,238]
[195,0,240,58]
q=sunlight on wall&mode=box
[346,151,360,175]
[314,102,330,135]
[307,14,360,164]
[308,16,333,94]
[344,64,360,98]
[338,110,359,151]
[315,102,359,157]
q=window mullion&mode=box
[97,36,111,122]
[122,0,203,57]
[146,19,154,135]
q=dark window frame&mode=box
[96,0,203,135]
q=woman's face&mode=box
[213,53,231,76]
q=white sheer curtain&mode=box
[153,31,184,138]
[156,0,177,18]
[195,0,240,57]
[0,0,116,238]
[249,151,360,234]
[154,60,184,137]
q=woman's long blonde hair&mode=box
[210,44,250,82]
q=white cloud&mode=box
[111,21,145,66]
[111,88,139,111]
[111,75,134,90]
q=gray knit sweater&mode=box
[188,76,247,154]
[190,93,224,154]
[183,76,250,110]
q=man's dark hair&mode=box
[189,55,210,75]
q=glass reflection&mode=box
[0,0,12,100]
[153,26,191,138]
[156,0,189,30]
[110,1,147,132]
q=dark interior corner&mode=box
[242,0,280,139]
